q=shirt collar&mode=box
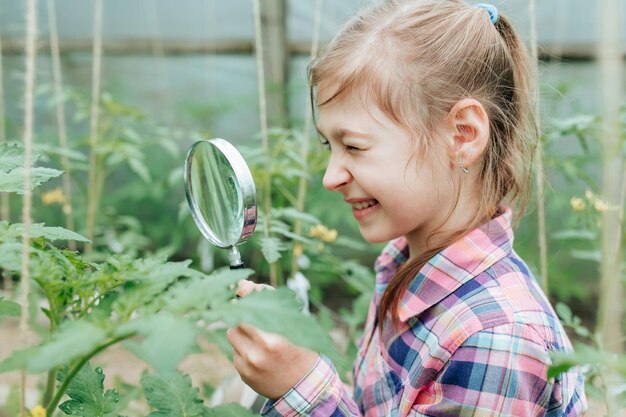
[374,207,514,323]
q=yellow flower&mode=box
[322,229,338,243]
[31,405,46,417]
[41,188,66,205]
[594,199,609,212]
[308,224,338,243]
[308,224,324,238]
[293,243,303,257]
[585,189,594,200]
[570,197,586,212]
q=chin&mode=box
[359,229,397,244]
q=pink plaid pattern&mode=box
[262,208,587,416]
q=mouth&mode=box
[348,199,380,220]
[349,199,378,210]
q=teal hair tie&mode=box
[477,3,499,24]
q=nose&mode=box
[322,153,352,191]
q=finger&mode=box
[256,284,275,292]
[237,323,285,351]
[231,346,250,376]
[235,322,261,340]
[235,281,275,297]
[235,280,256,297]
[227,326,266,372]
[226,326,254,355]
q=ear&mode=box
[445,98,490,170]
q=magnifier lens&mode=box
[189,144,244,246]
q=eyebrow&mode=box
[315,126,371,141]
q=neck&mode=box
[405,188,487,263]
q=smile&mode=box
[351,200,378,210]
[350,200,379,220]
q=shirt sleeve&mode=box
[260,354,360,417]
[411,322,581,417]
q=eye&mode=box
[346,145,364,152]
[319,139,331,150]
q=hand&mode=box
[235,279,275,297]
[228,280,318,400]
[226,323,319,400]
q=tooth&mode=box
[355,203,363,209]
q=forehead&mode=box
[316,86,390,133]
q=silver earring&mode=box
[458,158,469,174]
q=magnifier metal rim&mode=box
[184,138,257,249]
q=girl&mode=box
[227,0,588,415]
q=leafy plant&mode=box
[0,144,340,416]
[550,303,626,414]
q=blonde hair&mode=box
[309,0,538,328]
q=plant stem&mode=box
[528,0,548,293]
[19,0,37,414]
[47,0,76,251]
[290,0,322,280]
[253,0,278,286]
[42,369,57,408]
[46,333,133,416]
[85,0,104,253]
[0,25,10,225]
[596,0,624,355]
[42,309,58,408]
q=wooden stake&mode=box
[47,0,76,250]
[529,0,548,293]
[597,0,624,355]
[19,0,37,414]
[290,0,323,279]
[85,0,104,252]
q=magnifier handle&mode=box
[230,263,245,270]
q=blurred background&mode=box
[0,0,624,415]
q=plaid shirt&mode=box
[262,208,587,416]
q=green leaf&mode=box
[274,207,321,224]
[31,321,108,372]
[570,249,601,263]
[0,167,63,194]
[113,259,201,318]
[57,362,121,417]
[258,236,285,263]
[34,143,88,162]
[163,268,253,314]
[128,157,151,183]
[550,114,597,134]
[1,223,90,242]
[0,142,26,171]
[119,312,197,373]
[205,288,344,367]
[551,229,596,241]
[548,342,626,379]
[334,235,368,251]
[555,302,573,323]
[0,345,39,373]
[141,371,207,417]
[0,321,108,373]
[205,404,258,417]
[203,329,232,362]
[0,242,22,271]
[0,298,20,317]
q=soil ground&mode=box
[0,317,241,416]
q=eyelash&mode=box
[319,139,363,152]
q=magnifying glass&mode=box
[184,138,257,269]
